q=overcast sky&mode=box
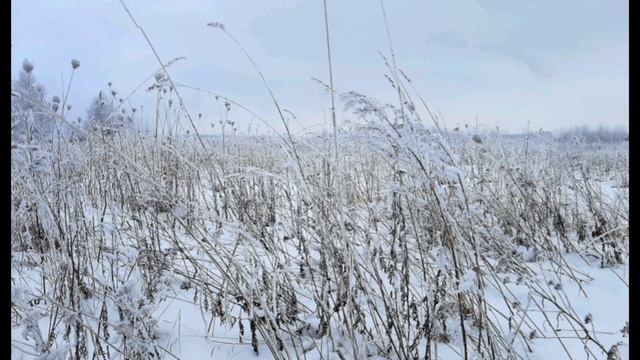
[11,0,628,134]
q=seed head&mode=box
[71,59,80,69]
[554,283,563,291]
[607,344,621,360]
[472,134,483,144]
[22,59,34,74]
[52,103,59,112]
[620,321,629,336]
[154,72,164,82]
[207,22,225,30]
[512,300,521,310]
[584,313,592,324]
[52,96,61,104]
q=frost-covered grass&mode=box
[11,4,628,357]
[11,110,628,359]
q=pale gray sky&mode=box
[11,0,628,134]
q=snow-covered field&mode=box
[10,103,629,360]
[10,0,630,357]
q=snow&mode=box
[10,119,628,359]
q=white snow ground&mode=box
[14,259,625,359]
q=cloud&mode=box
[11,0,628,132]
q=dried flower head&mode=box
[472,134,483,144]
[52,103,59,112]
[584,313,592,324]
[52,96,61,104]
[607,344,621,360]
[620,321,629,337]
[154,72,164,82]
[554,283,563,291]
[71,59,80,69]
[207,22,225,30]
[22,59,34,74]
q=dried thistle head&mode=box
[607,343,621,360]
[584,313,592,324]
[22,59,34,74]
[154,72,165,82]
[620,321,629,336]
